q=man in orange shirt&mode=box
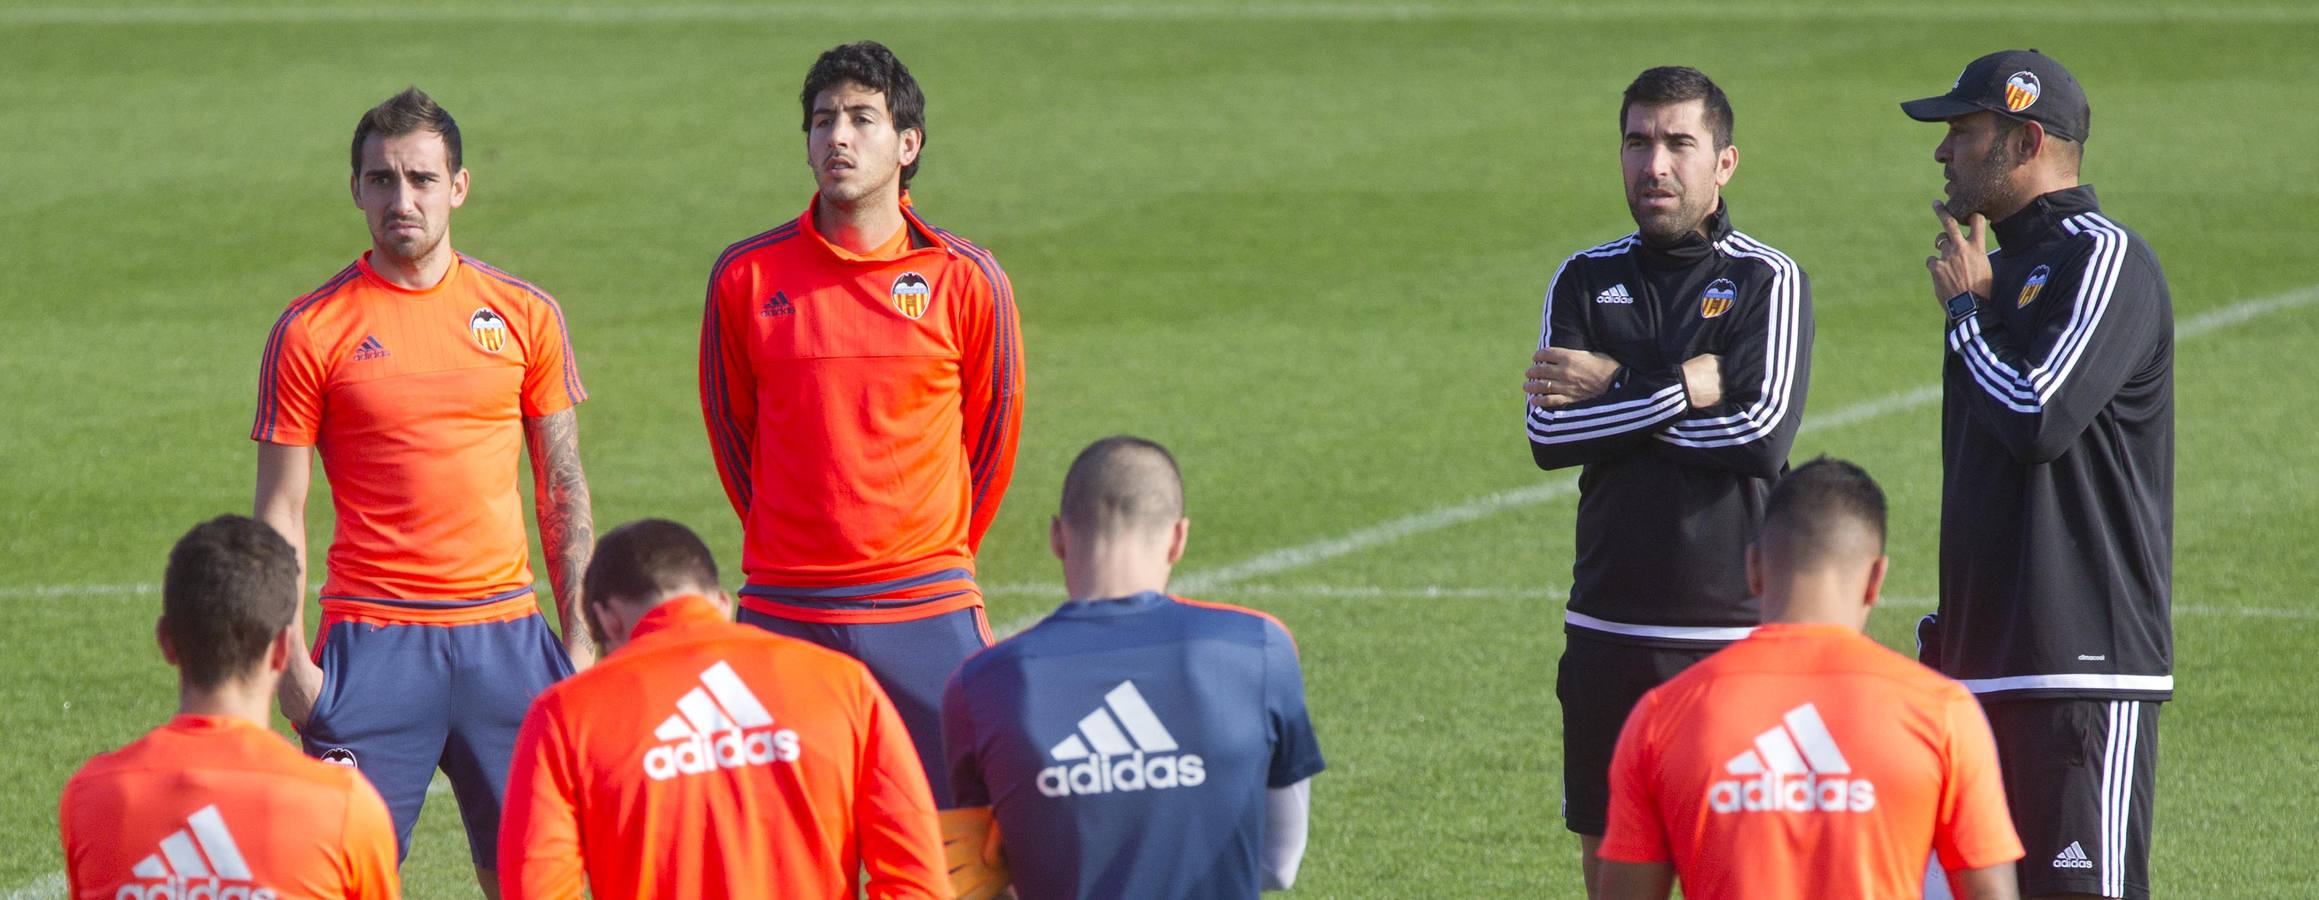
[62,515,399,899]
[251,87,594,891]
[699,40,1023,808]
[1599,459,2023,900]
[498,519,945,898]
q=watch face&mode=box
[1948,293,1978,319]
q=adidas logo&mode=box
[1037,681,1206,797]
[2053,841,2094,870]
[1595,283,1636,304]
[760,291,796,317]
[121,804,277,899]
[642,661,800,781]
[1706,702,1877,814]
[352,334,390,361]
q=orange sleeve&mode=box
[341,776,403,899]
[952,246,1022,552]
[253,302,327,446]
[498,697,589,899]
[1597,690,1671,864]
[1933,690,2024,872]
[854,669,946,899]
[519,290,586,417]
[699,261,759,519]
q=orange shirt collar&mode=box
[626,594,729,643]
[1751,621,1864,641]
[164,713,268,736]
[800,192,947,263]
[356,250,464,295]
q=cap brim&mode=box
[1901,95,1986,122]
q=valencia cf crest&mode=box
[891,272,932,320]
[469,307,510,353]
[1699,278,1737,319]
[320,747,358,767]
[2018,264,2051,308]
[2004,71,2042,112]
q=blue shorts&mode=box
[737,605,991,807]
[299,613,573,867]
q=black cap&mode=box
[1902,49,2090,143]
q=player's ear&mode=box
[154,617,178,667]
[708,589,735,620]
[1743,543,1764,598]
[264,624,295,675]
[1049,516,1066,562]
[449,167,469,210]
[1862,555,1890,611]
[1715,142,1738,188]
[1164,518,1190,565]
[898,126,922,168]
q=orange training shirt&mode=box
[252,252,585,614]
[700,196,1022,622]
[61,715,399,899]
[497,595,946,899]
[1600,623,2023,899]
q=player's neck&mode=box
[1757,574,1874,631]
[368,238,457,291]
[177,677,274,729]
[1064,556,1172,604]
[815,192,907,255]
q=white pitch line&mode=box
[5,2,2317,26]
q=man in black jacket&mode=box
[1522,66,1814,899]
[1906,49,2173,900]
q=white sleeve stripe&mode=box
[1951,214,2128,410]
[1529,385,1688,427]
[1528,387,1686,444]
[1659,232,1802,447]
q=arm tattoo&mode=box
[526,409,595,659]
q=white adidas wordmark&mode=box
[1037,681,1206,797]
[643,661,800,781]
[2053,840,2094,869]
[121,804,277,899]
[1595,283,1636,304]
[1707,703,1877,814]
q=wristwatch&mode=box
[1944,291,1979,322]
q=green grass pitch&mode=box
[4,1,2317,896]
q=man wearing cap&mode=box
[1903,50,2174,900]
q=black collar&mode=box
[1992,185,2101,253]
[1635,202,1734,270]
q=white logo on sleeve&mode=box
[2053,841,2094,869]
[1595,283,1636,304]
[1707,702,1877,814]
[643,660,801,781]
[122,804,278,899]
[1037,681,1206,797]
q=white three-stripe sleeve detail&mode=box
[1527,385,1687,443]
[1951,215,2128,411]
[1661,233,1804,446]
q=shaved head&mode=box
[1758,457,1887,574]
[1058,436,1183,540]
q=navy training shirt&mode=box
[942,591,1325,899]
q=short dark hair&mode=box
[1760,457,1888,571]
[1620,66,1734,149]
[583,519,721,609]
[1059,436,1184,539]
[351,86,461,174]
[800,41,927,189]
[162,516,300,690]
